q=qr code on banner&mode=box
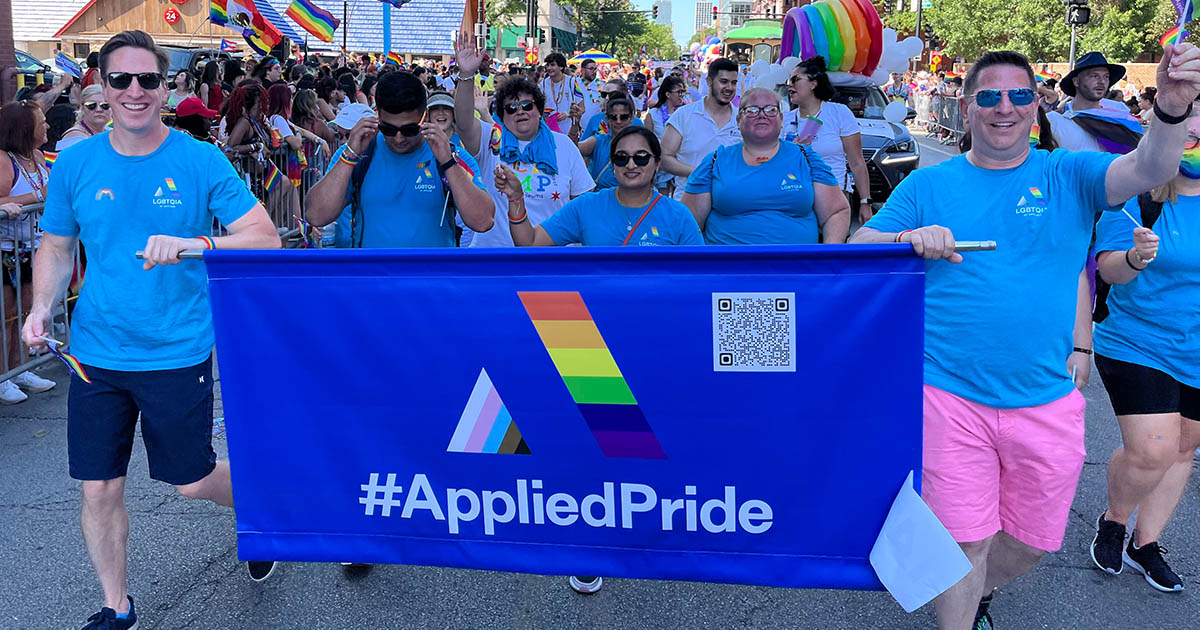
[712,293,796,372]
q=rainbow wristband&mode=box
[198,235,216,250]
[338,154,360,168]
[508,210,528,224]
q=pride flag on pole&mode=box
[286,0,339,43]
[1172,0,1194,40]
[211,0,283,55]
[220,38,239,52]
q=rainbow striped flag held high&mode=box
[1035,70,1053,82]
[264,161,282,194]
[1161,25,1183,47]
[1172,0,1194,40]
[387,51,403,66]
[40,337,91,384]
[211,0,283,55]
[286,0,339,43]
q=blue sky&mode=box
[631,0,697,46]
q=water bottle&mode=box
[321,226,336,248]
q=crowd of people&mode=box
[1,27,1197,630]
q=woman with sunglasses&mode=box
[783,57,874,223]
[1088,115,1200,594]
[452,31,594,248]
[57,85,111,151]
[682,87,849,245]
[510,126,701,246]
[643,76,687,194]
[576,98,637,189]
[0,100,55,404]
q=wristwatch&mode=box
[860,198,873,205]
[439,153,460,173]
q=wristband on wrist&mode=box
[197,235,216,250]
[1154,101,1193,125]
[1073,347,1093,355]
[508,208,528,224]
[342,145,361,160]
[896,229,913,243]
[338,153,360,168]
[1125,248,1148,271]
[439,155,459,173]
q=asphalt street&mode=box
[1,135,1196,629]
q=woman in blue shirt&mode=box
[509,126,702,247]
[1090,126,1200,593]
[575,98,637,190]
[680,87,850,245]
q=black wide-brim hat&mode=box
[1062,52,1126,97]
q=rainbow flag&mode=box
[286,0,339,43]
[43,151,57,170]
[264,161,282,194]
[598,120,609,135]
[489,124,502,154]
[1035,71,1053,82]
[572,80,584,100]
[1161,25,1183,47]
[41,337,91,384]
[1029,122,1040,147]
[211,0,283,55]
[387,51,403,66]
[1172,0,1194,41]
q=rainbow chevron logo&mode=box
[519,291,666,459]
[1028,187,1043,199]
[447,368,530,455]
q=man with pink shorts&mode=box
[852,46,1200,630]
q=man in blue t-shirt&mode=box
[305,71,493,248]
[21,30,281,629]
[851,47,1200,630]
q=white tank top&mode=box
[3,153,47,249]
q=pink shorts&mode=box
[922,384,1087,552]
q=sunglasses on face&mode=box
[742,105,780,118]
[105,72,164,90]
[611,151,654,167]
[607,113,632,122]
[84,102,110,111]
[503,99,537,114]
[377,121,422,137]
[669,90,687,96]
[972,88,1036,108]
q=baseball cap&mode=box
[330,103,375,131]
[427,90,454,110]
[175,97,218,119]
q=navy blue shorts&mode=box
[67,357,217,485]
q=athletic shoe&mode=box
[247,561,277,582]
[972,593,993,630]
[81,595,138,629]
[12,370,56,392]
[568,575,603,594]
[1124,538,1183,592]
[0,380,28,404]
[1091,512,1126,574]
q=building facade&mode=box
[750,0,801,18]
[653,0,673,27]
[695,0,716,35]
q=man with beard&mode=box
[659,58,742,201]
[1050,52,1143,153]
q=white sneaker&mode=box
[12,371,56,393]
[0,380,28,404]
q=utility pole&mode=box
[1065,0,1091,69]
[343,1,348,53]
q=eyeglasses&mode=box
[787,75,813,86]
[105,72,164,90]
[1186,135,1200,150]
[971,88,1036,108]
[611,151,655,167]
[601,91,620,99]
[83,102,110,111]
[607,113,632,122]
[377,121,422,137]
[503,99,538,114]
[741,105,781,118]
[669,90,687,96]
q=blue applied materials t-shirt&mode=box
[328,133,484,248]
[581,112,644,141]
[1094,195,1200,388]
[586,134,620,189]
[539,188,704,246]
[40,130,257,371]
[684,142,837,245]
[864,149,1120,408]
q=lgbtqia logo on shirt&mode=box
[1015,186,1047,217]
[779,173,804,192]
[152,178,183,208]
[414,161,438,194]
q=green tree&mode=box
[688,26,719,47]
[560,0,650,55]
[623,23,681,61]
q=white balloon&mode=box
[871,69,891,85]
[779,56,800,73]
[749,59,769,75]
[883,101,908,124]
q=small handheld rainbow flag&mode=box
[1035,70,1053,82]
[572,80,584,100]
[43,151,57,170]
[286,0,339,43]
[1161,25,1183,47]
[264,161,282,194]
[40,336,91,384]
[294,214,315,247]
[489,124,502,154]
[387,51,403,66]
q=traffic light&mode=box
[1066,0,1090,26]
[653,5,658,19]
[713,5,718,20]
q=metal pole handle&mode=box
[135,250,205,260]
[953,241,997,252]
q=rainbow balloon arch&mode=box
[780,0,883,77]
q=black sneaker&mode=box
[247,560,277,582]
[1124,538,1183,592]
[81,595,138,629]
[1090,512,1126,574]
[568,575,603,594]
[972,593,993,630]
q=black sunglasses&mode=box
[503,99,538,114]
[83,102,110,111]
[105,72,164,90]
[611,151,654,167]
[377,121,422,137]
[607,113,632,122]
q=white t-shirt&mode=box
[269,114,295,140]
[576,76,604,122]
[540,76,578,118]
[780,102,861,191]
[664,99,742,199]
[1048,99,1131,152]
[469,119,595,247]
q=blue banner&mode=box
[207,245,925,590]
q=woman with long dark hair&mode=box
[199,60,224,113]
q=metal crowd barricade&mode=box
[227,138,331,247]
[931,95,965,146]
[0,203,77,384]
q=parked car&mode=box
[829,82,920,203]
[163,46,233,79]
[15,49,54,85]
